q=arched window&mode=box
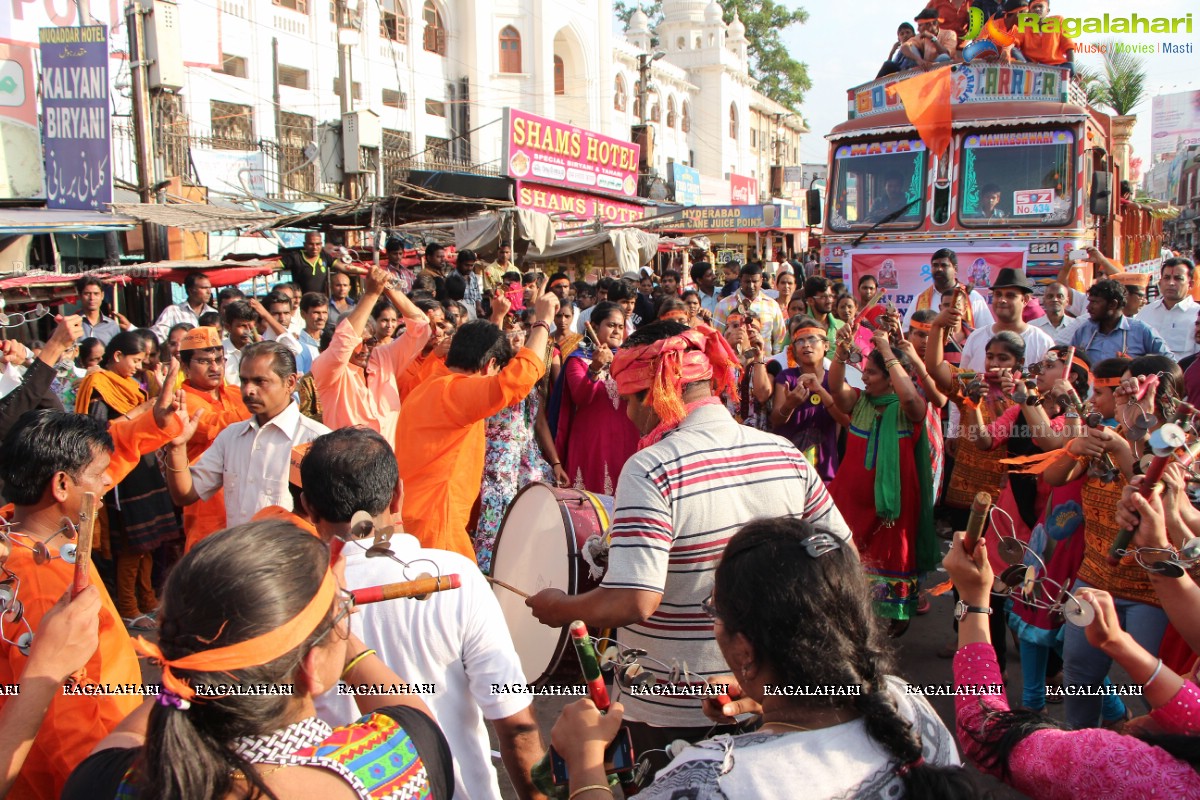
[380,0,407,43]
[633,81,642,119]
[681,100,690,132]
[422,1,445,55]
[499,26,521,73]
[554,55,565,95]
[666,95,676,129]
[729,103,738,140]
[614,74,627,112]
[677,36,685,50]
[650,100,660,123]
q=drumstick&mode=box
[569,620,610,712]
[486,575,531,599]
[351,575,461,604]
[585,321,602,348]
[72,493,97,598]
[963,492,992,555]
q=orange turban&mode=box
[610,324,740,431]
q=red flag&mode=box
[895,67,953,158]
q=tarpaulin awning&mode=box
[0,208,137,235]
[0,261,280,303]
[109,203,280,233]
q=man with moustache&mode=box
[176,327,250,551]
[902,248,995,329]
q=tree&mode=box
[612,1,812,110]
[1077,41,1147,116]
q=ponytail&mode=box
[133,523,334,800]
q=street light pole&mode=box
[636,51,665,126]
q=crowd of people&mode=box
[879,1,1077,79]
[1,229,1200,799]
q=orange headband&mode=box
[1070,356,1093,384]
[659,309,689,323]
[611,324,739,430]
[792,327,827,341]
[1094,376,1122,388]
[909,320,932,332]
[133,570,337,701]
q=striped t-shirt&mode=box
[601,403,850,727]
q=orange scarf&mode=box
[74,369,145,416]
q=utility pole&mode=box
[126,1,160,262]
[636,51,664,126]
[335,0,357,200]
[272,37,283,198]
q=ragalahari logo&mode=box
[961,6,986,42]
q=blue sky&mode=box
[780,0,1200,176]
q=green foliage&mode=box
[1081,40,1148,116]
[612,1,811,110]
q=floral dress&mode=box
[474,388,553,574]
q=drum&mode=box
[491,482,614,684]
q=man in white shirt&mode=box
[1029,281,1081,345]
[150,272,214,341]
[1137,257,1199,359]
[690,262,721,319]
[958,268,1054,371]
[164,341,329,527]
[305,427,544,800]
[295,292,329,374]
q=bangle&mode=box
[164,462,188,473]
[341,649,376,679]
[1144,658,1164,689]
[884,358,901,371]
[568,785,613,800]
[550,461,561,467]
[530,320,551,333]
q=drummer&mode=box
[528,320,852,769]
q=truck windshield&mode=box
[960,130,1075,227]
[828,138,926,232]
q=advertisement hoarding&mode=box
[502,108,639,199]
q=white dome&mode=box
[728,9,745,39]
[662,0,708,24]
[628,8,650,34]
[704,0,723,24]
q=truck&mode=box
[811,61,1164,313]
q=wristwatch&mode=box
[954,600,993,621]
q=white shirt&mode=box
[959,323,1055,372]
[314,535,530,800]
[1030,313,1083,346]
[1137,296,1200,359]
[222,339,243,386]
[223,334,303,386]
[1067,288,1089,318]
[150,301,211,342]
[188,402,329,527]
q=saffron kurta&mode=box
[397,348,546,558]
[0,547,140,800]
[181,382,250,551]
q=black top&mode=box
[0,360,63,443]
[61,706,455,800]
[281,249,337,295]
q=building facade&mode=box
[104,0,804,210]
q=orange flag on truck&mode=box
[895,66,953,159]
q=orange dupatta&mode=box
[74,369,145,416]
